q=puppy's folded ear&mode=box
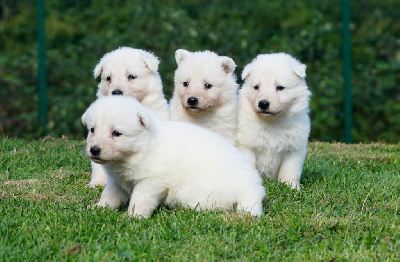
[175,49,190,65]
[241,63,253,80]
[93,59,103,79]
[141,51,160,72]
[137,112,152,129]
[220,56,236,74]
[293,63,307,78]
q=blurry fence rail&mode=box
[0,0,399,142]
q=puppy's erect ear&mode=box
[82,103,95,127]
[93,59,103,79]
[81,109,89,126]
[137,112,151,129]
[293,63,307,78]
[175,49,190,65]
[220,56,236,74]
[141,51,160,72]
[241,63,253,80]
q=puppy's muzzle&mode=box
[258,100,270,110]
[90,146,101,157]
[187,97,199,107]
[112,89,123,95]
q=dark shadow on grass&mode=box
[301,169,325,187]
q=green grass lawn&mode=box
[1,137,399,261]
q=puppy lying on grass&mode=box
[82,96,265,218]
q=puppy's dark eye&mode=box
[254,85,259,90]
[106,76,111,82]
[277,85,285,91]
[128,74,137,80]
[112,130,122,137]
[183,81,189,87]
[90,128,94,133]
[205,83,212,89]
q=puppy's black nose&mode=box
[258,100,270,110]
[111,89,123,95]
[90,146,101,156]
[187,97,198,106]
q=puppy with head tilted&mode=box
[82,96,265,218]
[169,49,238,143]
[236,53,311,190]
[88,47,170,187]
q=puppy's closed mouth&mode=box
[90,156,111,164]
[186,106,203,112]
[258,110,280,116]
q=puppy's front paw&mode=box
[129,213,148,219]
[85,181,106,188]
[285,180,300,191]
[87,202,109,210]
[86,204,96,210]
[128,206,153,218]
[85,183,96,188]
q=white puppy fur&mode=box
[89,47,170,187]
[236,53,311,190]
[82,96,265,218]
[169,49,238,143]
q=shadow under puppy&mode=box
[82,96,265,218]
[89,47,170,188]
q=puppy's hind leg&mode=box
[87,161,108,187]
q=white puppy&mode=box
[236,53,311,190]
[169,49,238,143]
[89,47,170,187]
[82,96,265,218]
[94,46,169,118]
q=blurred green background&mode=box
[0,0,399,142]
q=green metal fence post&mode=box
[342,0,352,143]
[37,0,47,131]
